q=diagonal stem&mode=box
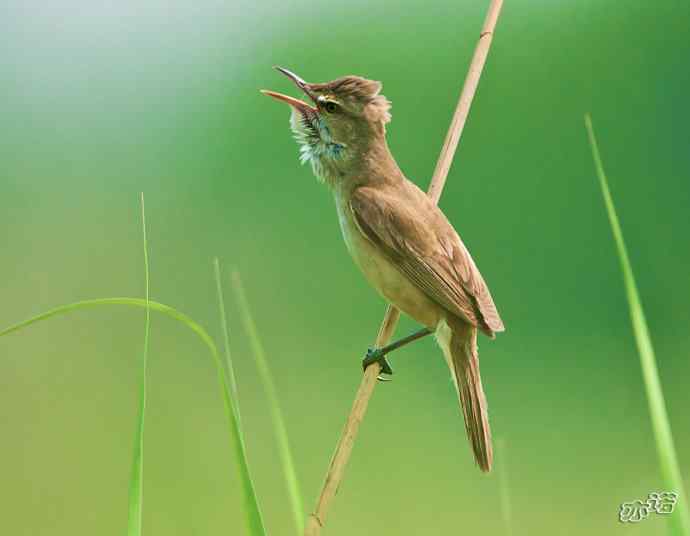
[304,1,504,534]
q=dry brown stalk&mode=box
[304,2,504,533]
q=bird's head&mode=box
[261,67,391,184]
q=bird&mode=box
[261,67,504,472]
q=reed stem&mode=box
[304,2,505,533]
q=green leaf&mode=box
[126,193,151,536]
[0,295,266,535]
[213,259,267,534]
[214,259,241,419]
[496,438,513,536]
[231,271,304,535]
[585,114,690,536]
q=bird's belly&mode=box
[336,201,441,328]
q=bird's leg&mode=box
[363,327,434,380]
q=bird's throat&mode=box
[290,108,346,184]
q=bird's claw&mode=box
[362,347,394,380]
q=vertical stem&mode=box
[232,271,306,535]
[496,438,514,536]
[304,2,504,533]
[585,115,690,535]
[127,193,151,536]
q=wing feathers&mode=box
[350,185,504,335]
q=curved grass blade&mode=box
[127,193,151,536]
[231,271,304,535]
[585,114,690,536]
[0,296,266,535]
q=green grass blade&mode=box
[127,193,151,536]
[0,296,266,535]
[213,259,269,533]
[214,258,240,416]
[231,271,304,535]
[496,438,513,536]
[1,299,206,346]
[585,114,690,535]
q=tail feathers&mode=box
[437,318,493,472]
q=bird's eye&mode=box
[324,101,338,113]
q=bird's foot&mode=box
[362,347,394,381]
[360,328,432,381]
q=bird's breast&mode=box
[334,193,441,328]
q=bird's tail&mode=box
[435,317,493,472]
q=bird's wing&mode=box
[350,185,504,335]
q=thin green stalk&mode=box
[585,114,690,536]
[214,260,267,534]
[127,193,151,536]
[496,438,513,536]
[214,258,240,416]
[0,296,266,535]
[231,271,304,535]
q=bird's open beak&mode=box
[260,66,318,114]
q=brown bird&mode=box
[262,67,504,472]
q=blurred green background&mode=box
[1,1,689,534]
